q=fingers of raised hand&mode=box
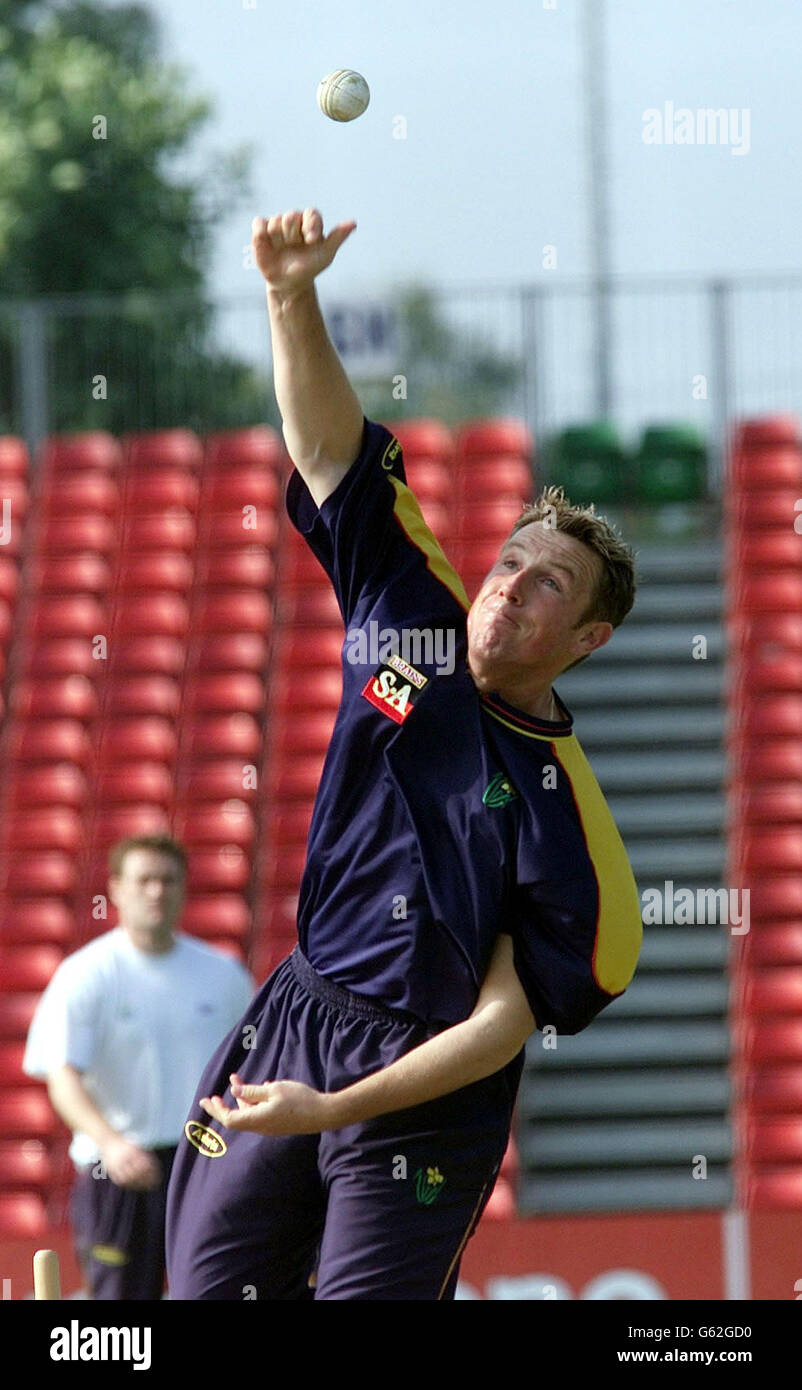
[301,207,323,243]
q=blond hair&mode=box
[509,485,636,630]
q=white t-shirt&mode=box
[23,928,255,1167]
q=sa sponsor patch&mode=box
[184,1120,227,1158]
[361,652,428,725]
[89,1244,129,1266]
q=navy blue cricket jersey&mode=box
[285,418,642,1030]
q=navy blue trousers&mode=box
[72,1146,177,1299]
[165,948,522,1301]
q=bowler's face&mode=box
[466,522,607,685]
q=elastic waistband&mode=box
[290,946,429,1031]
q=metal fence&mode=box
[5,272,802,481]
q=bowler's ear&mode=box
[579,620,613,656]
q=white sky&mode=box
[149,0,802,299]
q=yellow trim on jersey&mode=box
[555,737,642,995]
[388,474,470,613]
[437,1180,490,1300]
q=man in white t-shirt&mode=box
[23,834,254,1299]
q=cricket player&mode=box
[165,209,642,1301]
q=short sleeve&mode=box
[509,889,619,1036]
[286,417,467,629]
[22,962,101,1079]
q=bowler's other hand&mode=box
[252,208,355,298]
[199,1073,331,1136]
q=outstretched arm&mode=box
[200,935,535,1136]
[254,208,364,507]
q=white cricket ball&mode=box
[317,69,370,123]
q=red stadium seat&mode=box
[745,1169,802,1209]
[272,668,342,712]
[174,802,255,850]
[273,712,336,756]
[731,573,802,614]
[742,969,802,1014]
[738,786,802,824]
[38,514,116,554]
[0,436,29,478]
[29,553,112,596]
[125,471,199,513]
[281,545,331,589]
[186,846,250,892]
[0,995,39,1039]
[730,446,802,490]
[733,656,802,695]
[736,696,802,738]
[22,637,98,677]
[91,806,171,847]
[109,636,186,676]
[206,510,278,549]
[122,512,195,551]
[0,1042,26,1085]
[260,845,308,891]
[184,761,260,804]
[183,673,264,715]
[124,429,203,471]
[461,456,533,499]
[204,427,283,472]
[740,829,802,872]
[738,1019,802,1064]
[1,900,74,945]
[104,675,181,718]
[0,555,19,604]
[27,595,105,640]
[730,489,801,528]
[182,895,250,939]
[0,946,64,992]
[5,719,92,764]
[11,675,98,721]
[194,633,269,673]
[95,763,174,807]
[41,474,119,517]
[730,613,802,658]
[281,629,343,668]
[0,477,28,521]
[733,416,800,450]
[747,1068,802,1112]
[382,418,453,460]
[456,419,533,458]
[0,1140,54,1188]
[203,468,279,512]
[458,497,524,539]
[4,808,84,855]
[184,714,261,760]
[117,552,194,593]
[195,592,272,636]
[743,877,802,920]
[746,925,802,967]
[0,1192,49,1237]
[279,588,342,628]
[6,764,88,809]
[194,549,274,591]
[0,853,77,898]
[38,431,122,474]
[97,718,178,764]
[731,532,802,571]
[267,757,326,800]
[110,593,189,638]
[270,804,314,846]
[0,597,13,644]
[416,500,452,542]
[401,460,450,503]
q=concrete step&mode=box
[520,1169,732,1214]
[525,1020,730,1069]
[527,1069,731,1117]
[519,1118,732,1167]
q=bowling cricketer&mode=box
[164,209,642,1301]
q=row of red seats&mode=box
[726,414,802,1208]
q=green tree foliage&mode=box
[0,1,273,434]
